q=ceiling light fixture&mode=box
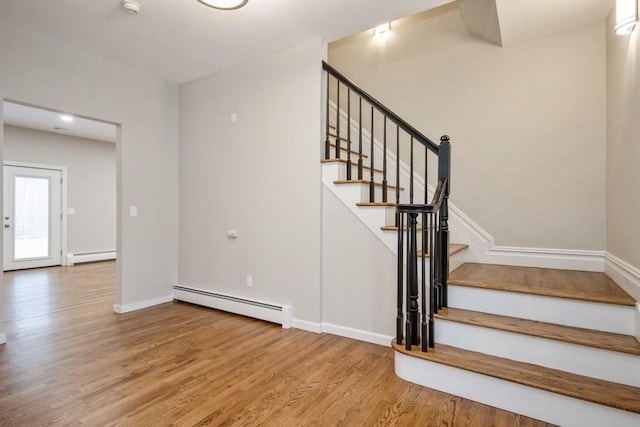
[374,22,391,36]
[196,0,248,10]
[60,115,74,123]
[615,0,638,35]
[121,0,142,14]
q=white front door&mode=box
[3,165,62,271]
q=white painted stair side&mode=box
[448,284,635,335]
[435,319,640,387]
[323,162,467,273]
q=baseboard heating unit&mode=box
[173,285,293,328]
[67,251,116,266]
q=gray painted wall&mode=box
[605,13,640,279]
[4,125,116,255]
[178,39,326,325]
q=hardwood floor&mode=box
[0,262,554,426]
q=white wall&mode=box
[178,39,326,325]
[328,4,607,251]
[4,125,116,255]
[0,19,179,318]
[605,11,640,301]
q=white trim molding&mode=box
[322,323,392,347]
[605,252,640,302]
[293,319,323,333]
[113,294,173,314]
[0,333,6,345]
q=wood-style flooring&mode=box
[0,261,553,426]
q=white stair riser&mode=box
[435,320,640,387]
[448,285,635,335]
[395,352,640,427]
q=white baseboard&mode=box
[0,333,6,344]
[67,250,116,266]
[479,246,605,272]
[322,323,392,347]
[605,252,640,302]
[293,319,322,333]
[113,294,173,314]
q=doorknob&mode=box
[4,217,9,220]
[4,224,9,228]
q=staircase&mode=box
[321,62,640,426]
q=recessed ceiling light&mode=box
[374,22,391,35]
[196,0,248,10]
[60,115,74,122]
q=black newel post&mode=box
[437,135,451,307]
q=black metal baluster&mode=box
[396,211,404,345]
[408,212,419,346]
[346,89,352,180]
[434,212,442,311]
[428,213,436,348]
[395,126,400,206]
[358,98,363,180]
[369,107,375,203]
[325,73,331,160]
[421,211,428,352]
[424,143,428,204]
[438,136,451,307]
[405,210,413,350]
[410,137,414,204]
[382,117,388,203]
[335,82,341,159]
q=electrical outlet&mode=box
[246,275,253,287]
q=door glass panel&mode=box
[14,176,50,259]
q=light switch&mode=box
[227,229,238,238]
[130,206,138,217]
[67,208,76,215]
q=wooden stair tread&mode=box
[334,179,403,190]
[435,307,640,356]
[449,263,636,306]
[321,158,384,174]
[417,244,468,258]
[392,341,640,414]
[329,143,369,158]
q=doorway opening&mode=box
[2,100,118,272]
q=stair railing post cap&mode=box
[440,135,450,144]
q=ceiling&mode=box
[4,101,117,143]
[460,0,614,47]
[0,0,615,140]
[0,0,452,84]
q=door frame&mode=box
[3,160,69,267]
